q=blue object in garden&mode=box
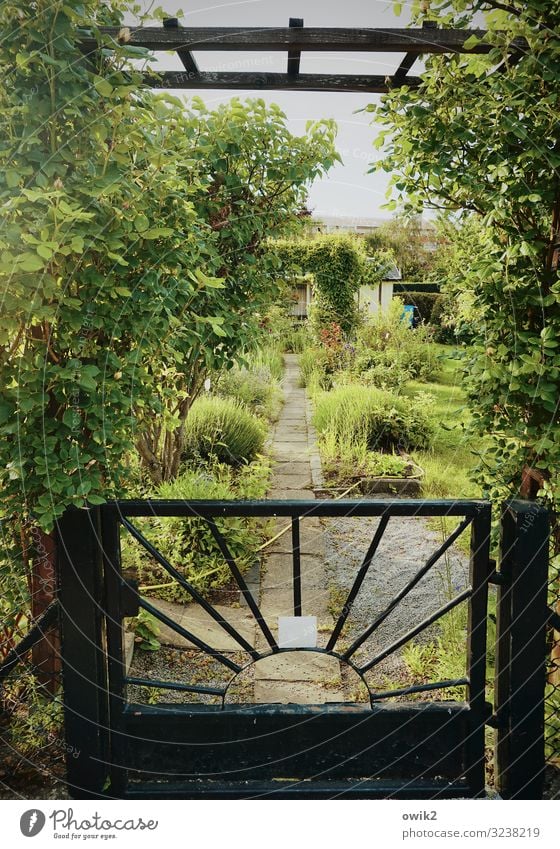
[402,304,414,327]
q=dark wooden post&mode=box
[466,503,492,796]
[56,506,110,798]
[30,527,60,693]
[495,500,549,799]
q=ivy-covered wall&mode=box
[273,235,390,335]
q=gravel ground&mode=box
[128,647,254,707]
[320,512,471,693]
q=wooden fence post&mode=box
[56,506,110,798]
[495,500,549,799]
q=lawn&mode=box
[401,344,482,500]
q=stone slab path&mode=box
[255,354,342,703]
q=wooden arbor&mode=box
[82,19,526,93]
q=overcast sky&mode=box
[131,1,415,219]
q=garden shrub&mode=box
[352,349,416,391]
[353,299,440,386]
[216,364,282,422]
[298,346,335,392]
[313,385,435,454]
[121,460,271,602]
[182,397,266,465]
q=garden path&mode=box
[254,353,344,703]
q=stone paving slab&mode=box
[276,421,307,432]
[267,526,324,556]
[146,597,256,651]
[281,405,307,416]
[273,444,311,459]
[271,472,313,490]
[254,681,343,704]
[272,489,315,501]
[264,554,327,589]
[274,431,308,444]
[272,460,310,472]
[254,651,341,682]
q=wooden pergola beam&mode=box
[287,18,304,77]
[163,18,199,76]
[146,71,423,93]
[394,52,418,82]
[86,26,525,55]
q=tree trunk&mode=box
[136,390,197,484]
[30,527,59,695]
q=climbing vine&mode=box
[274,234,390,335]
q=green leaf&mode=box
[463,35,481,50]
[19,253,45,271]
[62,408,78,427]
[142,227,174,239]
[134,214,150,233]
[93,77,113,97]
[6,170,20,188]
[36,243,54,259]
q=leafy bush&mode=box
[313,385,434,454]
[182,397,266,465]
[129,610,161,652]
[353,299,440,386]
[258,305,308,354]
[216,363,282,422]
[121,460,271,603]
[298,347,334,392]
[352,349,416,390]
[258,306,296,353]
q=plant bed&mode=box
[318,452,424,497]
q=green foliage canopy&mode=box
[370,0,560,513]
[0,0,338,528]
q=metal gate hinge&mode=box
[488,559,506,585]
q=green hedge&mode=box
[394,282,441,294]
[399,291,442,322]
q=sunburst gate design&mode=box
[58,498,553,799]
[103,499,491,708]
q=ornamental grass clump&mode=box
[182,397,266,465]
[313,385,434,455]
[121,459,271,601]
[216,363,282,422]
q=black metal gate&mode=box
[56,498,548,799]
